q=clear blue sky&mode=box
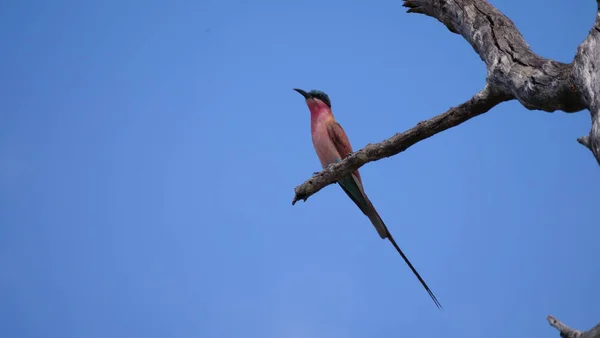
[1,0,598,337]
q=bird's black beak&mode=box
[293,88,311,100]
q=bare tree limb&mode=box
[572,1,600,165]
[403,0,585,113]
[548,315,600,338]
[292,0,600,204]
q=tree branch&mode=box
[572,1,600,165]
[548,315,600,338]
[292,0,600,204]
[403,0,587,113]
[292,84,510,204]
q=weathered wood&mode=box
[292,0,600,205]
[571,3,600,164]
[548,316,600,338]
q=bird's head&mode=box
[293,88,332,115]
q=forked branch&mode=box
[292,0,600,204]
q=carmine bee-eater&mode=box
[293,88,441,309]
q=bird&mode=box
[293,88,442,309]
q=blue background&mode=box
[1,0,598,337]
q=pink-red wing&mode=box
[327,120,362,183]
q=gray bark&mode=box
[548,316,600,338]
[572,5,600,165]
[292,0,600,205]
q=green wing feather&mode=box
[337,175,389,239]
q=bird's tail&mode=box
[366,204,443,309]
[336,175,442,308]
